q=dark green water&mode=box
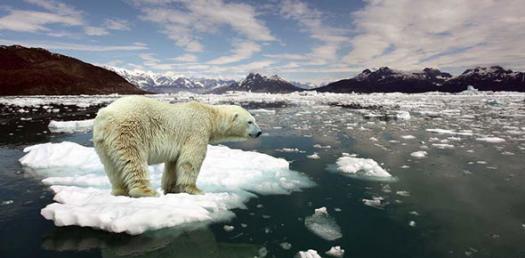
[0,94,524,258]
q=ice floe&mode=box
[20,141,314,234]
[325,246,345,257]
[333,155,393,180]
[296,249,322,258]
[48,119,94,133]
[304,207,342,241]
[476,137,506,143]
[410,151,428,158]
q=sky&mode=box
[0,0,524,83]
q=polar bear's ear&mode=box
[232,112,239,121]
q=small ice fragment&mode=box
[335,156,392,178]
[223,225,234,232]
[276,147,305,153]
[396,111,411,120]
[409,221,416,227]
[1,200,14,205]
[258,247,268,258]
[304,207,342,241]
[401,135,416,139]
[296,249,322,258]
[280,242,292,250]
[410,151,428,158]
[396,191,410,197]
[48,119,94,133]
[362,197,384,209]
[307,153,320,159]
[431,143,454,149]
[325,246,345,257]
[369,137,378,141]
[409,211,419,216]
[313,144,331,149]
[476,137,505,143]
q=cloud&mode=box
[135,0,274,52]
[207,41,261,65]
[84,26,109,36]
[343,0,525,71]
[104,18,131,31]
[0,9,82,32]
[0,39,148,52]
[172,54,197,63]
[280,0,348,64]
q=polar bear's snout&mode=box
[248,122,262,138]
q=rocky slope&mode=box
[0,45,146,95]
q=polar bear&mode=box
[92,96,262,197]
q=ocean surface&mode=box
[0,92,524,258]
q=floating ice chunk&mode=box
[426,128,473,136]
[409,221,416,227]
[396,191,410,197]
[431,143,454,149]
[476,137,506,143]
[276,147,305,153]
[249,109,276,114]
[396,111,411,120]
[304,207,342,241]
[1,200,14,205]
[307,153,320,159]
[334,156,393,179]
[410,151,428,158]
[296,249,322,258]
[325,246,345,257]
[48,119,94,133]
[223,225,235,232]
[20,141,314,234]
[280,242,292,250]
[401,135,416,139]
[362,197,385,209]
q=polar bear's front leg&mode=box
[173,144,207,195]
[161,161,177,194]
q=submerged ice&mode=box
[20,141,314,234]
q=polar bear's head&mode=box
[213,105,262,143]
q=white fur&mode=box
[93,96,261,197]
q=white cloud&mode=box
[104,18,131,31]
[0,39,148,52]
[0,10,82,32]
[172,54,198,63]
[280,0,348,64]
[207,41,261,65]
[135,0,275,52]
[344,0,525,71]
[84,26,109,36]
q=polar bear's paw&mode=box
[128,186,158,198]
[175,185,203,195]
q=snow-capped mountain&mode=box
[109,67,237,93]
[211,73,303,94]
[316,66,524,93]
[441,66,525,92]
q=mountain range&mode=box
[0,45,524,95]
[317,66,525,93]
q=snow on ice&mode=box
[19,141,314,234]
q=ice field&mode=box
[1,91,525,258]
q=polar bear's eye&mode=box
[248,121,253,124]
